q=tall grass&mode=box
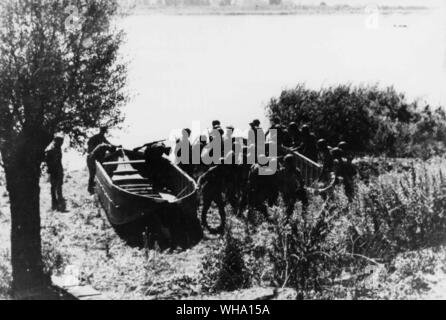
[203,158,446,298]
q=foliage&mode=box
[267,205,345,293]
[0,0,128,153]
[347,160,446,260]
[0,250,12,299]
[266,84,446,158]
[1,162,443,299]
[0,0,128,291]
[200,226,251,293]
[199,158,446,298]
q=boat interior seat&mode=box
[112,169,140,176]
[121,184,153,189]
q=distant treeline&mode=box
[266,84,446,159]
[118,0,428,10]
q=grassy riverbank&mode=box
[1,157,446,300]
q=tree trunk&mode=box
[3,138,50,293]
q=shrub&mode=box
[201,227,251,293]
[347,160,446,260]
[266,84,446,158]
[236,159,446,297]
[0,250,11,299]
[267,201,350,294]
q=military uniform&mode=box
[334,158,357,201]
[298,128,318,162]
[288,122,301,149]
[87,132,111,154]
[198,164,228,234]
[45,140,65,211]
[317,140,334,182]
[144,143,171,193]
[87,143,115,194]
[319,149,334,182]
[175,130,193,177]
[246,162,279,222]
[279,155,308,218]
[319,148,357,201]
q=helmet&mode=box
[317,139,327,149]
[284,154,296,167]
[250,119,261,128]
[301,125,310,135]
[288,122,298,132]
[338,141,348,151]
[331,147,344,160]
[54,135,64,143]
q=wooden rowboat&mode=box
[94,149,203,248]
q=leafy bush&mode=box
[218,159,446,297]
[266,84,446,158]
[0,250,11,299]
[347,160,446,260]
[200,227,251,293]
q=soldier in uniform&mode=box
[191,134,208,179]
[212,120,221,130]
[317,139,334,182]
[143,142,172,193]
[87,126,111,154]
[288,122,301,149]
[207,126,225,160]
[248,119,264,163]
[175,128,193,176]
[337,141,353,162]
[245,155,279,223]
[298,125,318,162]
[45,136,66,211]
[197,153,235,234]
[278,154,308,219]
[267,122,291,156]
[87,143,117,194]
[318,148,357,201]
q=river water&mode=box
[117,7,446,145]
[67,4,446,168]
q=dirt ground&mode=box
[2,167,446,300]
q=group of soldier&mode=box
[173,118,357,234]
[44,127,118,212]
[43,119,357,237]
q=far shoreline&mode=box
[124,5,432,16]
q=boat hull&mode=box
[95,149,203,248]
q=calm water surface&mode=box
[117,9,446,147]
[66,8,446,168]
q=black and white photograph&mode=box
[0,0,446,302]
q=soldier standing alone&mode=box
[45,136,66,212]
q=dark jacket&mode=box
[87,134,111,154]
